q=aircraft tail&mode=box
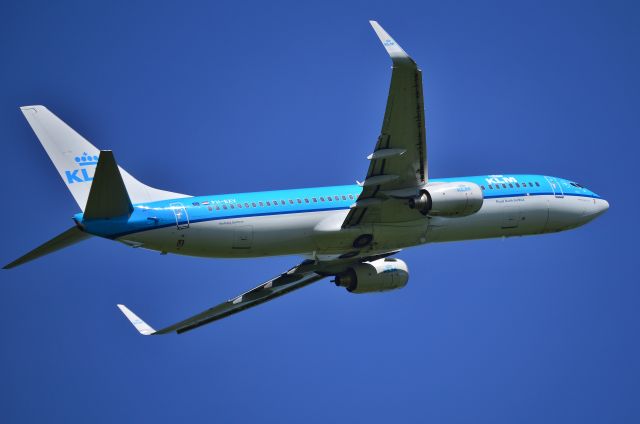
[20,105,188,211]
[3,150,139,269]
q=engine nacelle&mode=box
[334,258,409,294]
[409,181,483,217]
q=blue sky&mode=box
[1,1,639,422]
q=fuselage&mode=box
[77,174,608,259]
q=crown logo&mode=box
[383,39,395,47]
[74,152,98,166]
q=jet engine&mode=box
[409,181,483,217]
[334,258,409,294]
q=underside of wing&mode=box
[343,21,427,228]
[117,251,402,335]
[118,266,325,335]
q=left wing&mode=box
[117,251,400,335]
[343,21,427,228]
[118,264,325,335]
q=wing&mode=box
[118,264,325,335]
[117,250,402,335]
[343,21,427,228]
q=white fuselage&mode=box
[119,193,607,259]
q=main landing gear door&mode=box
[170,203,190,230]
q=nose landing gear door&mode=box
[545,177,564,198]
[170,202,190,230]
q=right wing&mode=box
[343,21,427,228]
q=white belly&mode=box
[118,194,586,258]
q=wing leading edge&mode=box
[343,21,427,228]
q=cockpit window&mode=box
[570,182,585,188]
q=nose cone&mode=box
[546,196,609,232]
[578,197,609,227]
[593,198,609,217]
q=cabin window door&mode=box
[170,203,190,229]
[544,177,564,198]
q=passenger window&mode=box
[509,183,513,188]
[528,182,533,187]
[245,203,249,208]
[334,196,339,200]
[281,200,285,205]
[535,182,540,187]
[348,194,354,200]
[252,203,256,207]
[516,183,520,187]
[266,201,271,206]
[223,205,228,210]
[305,198,309,203]
[259,202,264,207]
[320,197,325,202]
[237,203,242,208]
[502,184,507,188]
[342,195,346,200]
[312,197,317,202]
[480,185,485,190]
[289,199,294,204]
[230,204,235,209]
[488,185,493,189]
[297,199,302,204]
[328,196,333,201]
[215,206,220,210]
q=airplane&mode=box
[3,21,609,335]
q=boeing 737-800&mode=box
[4,22,608,335]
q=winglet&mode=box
[369,21,413,63]
[117,304,156,335]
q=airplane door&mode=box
[170,202,190,229]
[545,177,564,198]
[233,225,253,249]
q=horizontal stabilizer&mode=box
[117,304,156,335]
[3,226,91,269]
[83,151,133,219]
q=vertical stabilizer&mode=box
[20,105,188,210]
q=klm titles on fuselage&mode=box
[484,175,518,185]
[65,152,98,184]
